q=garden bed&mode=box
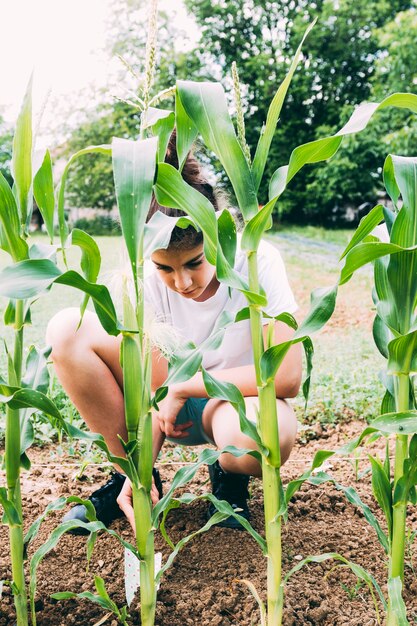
[1,420,416,626]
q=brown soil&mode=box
[1,422,417,626]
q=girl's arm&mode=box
[173,321,302,400]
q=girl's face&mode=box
[151,244,219,301]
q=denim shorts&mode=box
[165,397,213,446]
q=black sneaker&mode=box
[63,468,163,535]
[207,461,250,530]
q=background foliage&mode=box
[0,0,416,225]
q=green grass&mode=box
[0,227,384,447]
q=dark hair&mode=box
[147,130,219,250]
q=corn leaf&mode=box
[24,496,67,546]
[295,285,338,338]
[0,384,60,419]
[0,260,120,336]
[0,488,21,526]
[33,150,55,242]
[387,577,409,626]
[369,455,393,540]
[217,209,237,267]
[177,80,259,220]
[67,228,101,318]
[252,20,315,192]
[155,162,218,263]
[57,145,111,250]
[269,92,417,202]
[241,197,277,252]
[340,204,385,260]
[387,332,417,375]
[11,74,33,228]
[373,314,392,359]
[371,411,417,434]
[112,136,158,289]
[393,444,417,506]
[383,155,401,209]
[340,241,417,286]
[285,450,335,503]
[202,367,267,453]
[0,171,28,261]
[143,107,175,162]
[175,89,198,171]
[144,210,197,257]
[152,445,259,522]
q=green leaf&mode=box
[295,285,338,338]
[285,450,335,503]
[112,136,158,289]
[387,332,417,375]
[260,340,293,384]
[302,336,314,405]
[144,209,197,257]
[340,241,417,286]
[387,577,409,626]
[175,89,198,171]
[33,150,55,242]
[11,74,33,228]
[252,20,315,192]
[144,107,175,162]
[177,80,259,220]
[0,487,21,526]
[155,162,218,264]
[340,204,385,260]
[383,156,401,210]
[0,258,61,299]
[241,197,277,252]
[68,228,101,318]
[22,345,50,394]
[371,411,417,435]
[0,171,28,261]
[269,92,417,202]
[217,209,237,267]
[373,314,392,359]
[0,384,60,420]
[57,145,111,250]
[0,259,120,336]
[202,367,266,454]
[24,496,67,546]
[3,299,31,328]
[152,445,258,523]
[369,455,393,540]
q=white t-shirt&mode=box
[144,236,297,372]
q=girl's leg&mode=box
[46,307,167,460]
[202,396,297,476]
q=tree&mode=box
[185,0,415,223]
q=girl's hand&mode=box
[117,476,161,533]
[154,386,192,438]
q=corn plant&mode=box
[0,78,131,625]
[167,28,417,625]
[314,154,417,625]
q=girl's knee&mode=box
[46,308,93,359]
